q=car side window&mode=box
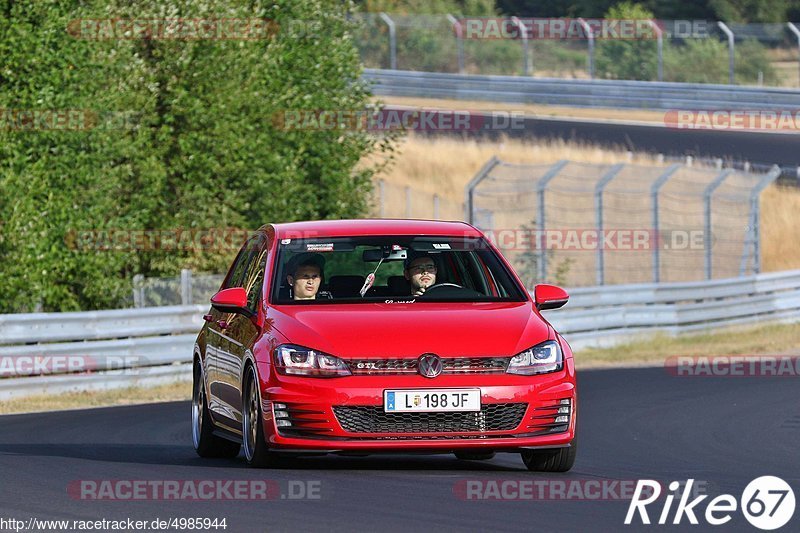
[223,235,260,289]
[244,245,268,312]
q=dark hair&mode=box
[287,252,325,278]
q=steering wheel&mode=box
[423,282,463,292]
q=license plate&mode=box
[384,389,480,413]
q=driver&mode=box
[286,253,325,300]
[403,252,437,297]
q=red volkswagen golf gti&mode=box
[192,219,576,471]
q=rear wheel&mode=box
[192,362,241,458]
[242,365,282,468]
[521,440,577,472]
[454,451,496,461]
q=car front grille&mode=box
[333,403,527,434]
[346,357,509,375]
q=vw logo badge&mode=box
[418,353,443,378]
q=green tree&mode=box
[0,0,392,312]
[595,2,658,81]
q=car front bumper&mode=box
[256,358,577,452]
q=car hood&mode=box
[267,301,550,358]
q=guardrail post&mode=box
[578,18,594,79]
[594,164,625,285]
[536,160,569,281]
[133,274,144,308]
[788,23,800,87]
[651,164,680,282]
[379,13,397,70]
[717,22,735,84]
[704,169,734,279]
[447,14,465,74]
[464,156,500,224]
[181,269,192,305]
[511,16,532,76]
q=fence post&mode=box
[405,186,412,218]
[133,274,144,308]
[594,164,625,285]
[704,169,734,279]
[536,160,569,282]
[379,12,397,70]
[433,193,440,219]
[787,23,800,87]
[717,22,735,84]
[651,164,680,282]
[378,179,386,218]
[181,269,192,305]
[464,156,500,224]
[741,165,781,275]
[511,16,532,76]
[578,18,594,79]
[647,20,663,81]
[446,14,465,74]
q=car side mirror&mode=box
[534,284,569,311]
[210,287,254,317]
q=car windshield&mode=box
[271,236,527,304]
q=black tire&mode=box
[454,451,496,461]
[192,361,241,458]
[242,365,282,468]
[521,440,577,472]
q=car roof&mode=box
[268,219,484,239]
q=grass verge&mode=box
[576,322,800,369]
[0,380,190,415]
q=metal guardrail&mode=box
[364,68,800,110]
[1,270,798,399]
[546,269,800,349]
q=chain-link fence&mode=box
[467,158,781,287]
[352,15,800,87]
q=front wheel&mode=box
[242,365,282,468]
[520,440,577,472]
[192,362,240,458]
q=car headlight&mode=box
[506,340,563,375]
[274,344,352,377]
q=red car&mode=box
[192,219,576,471]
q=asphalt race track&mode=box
[404,108,800,173]
[1,367,797,532]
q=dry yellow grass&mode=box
[370,135,800,273]
[0,381,190,415]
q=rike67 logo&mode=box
[626,477,795,530]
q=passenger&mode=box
[403,252,437,296]
[286,253,325,300]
